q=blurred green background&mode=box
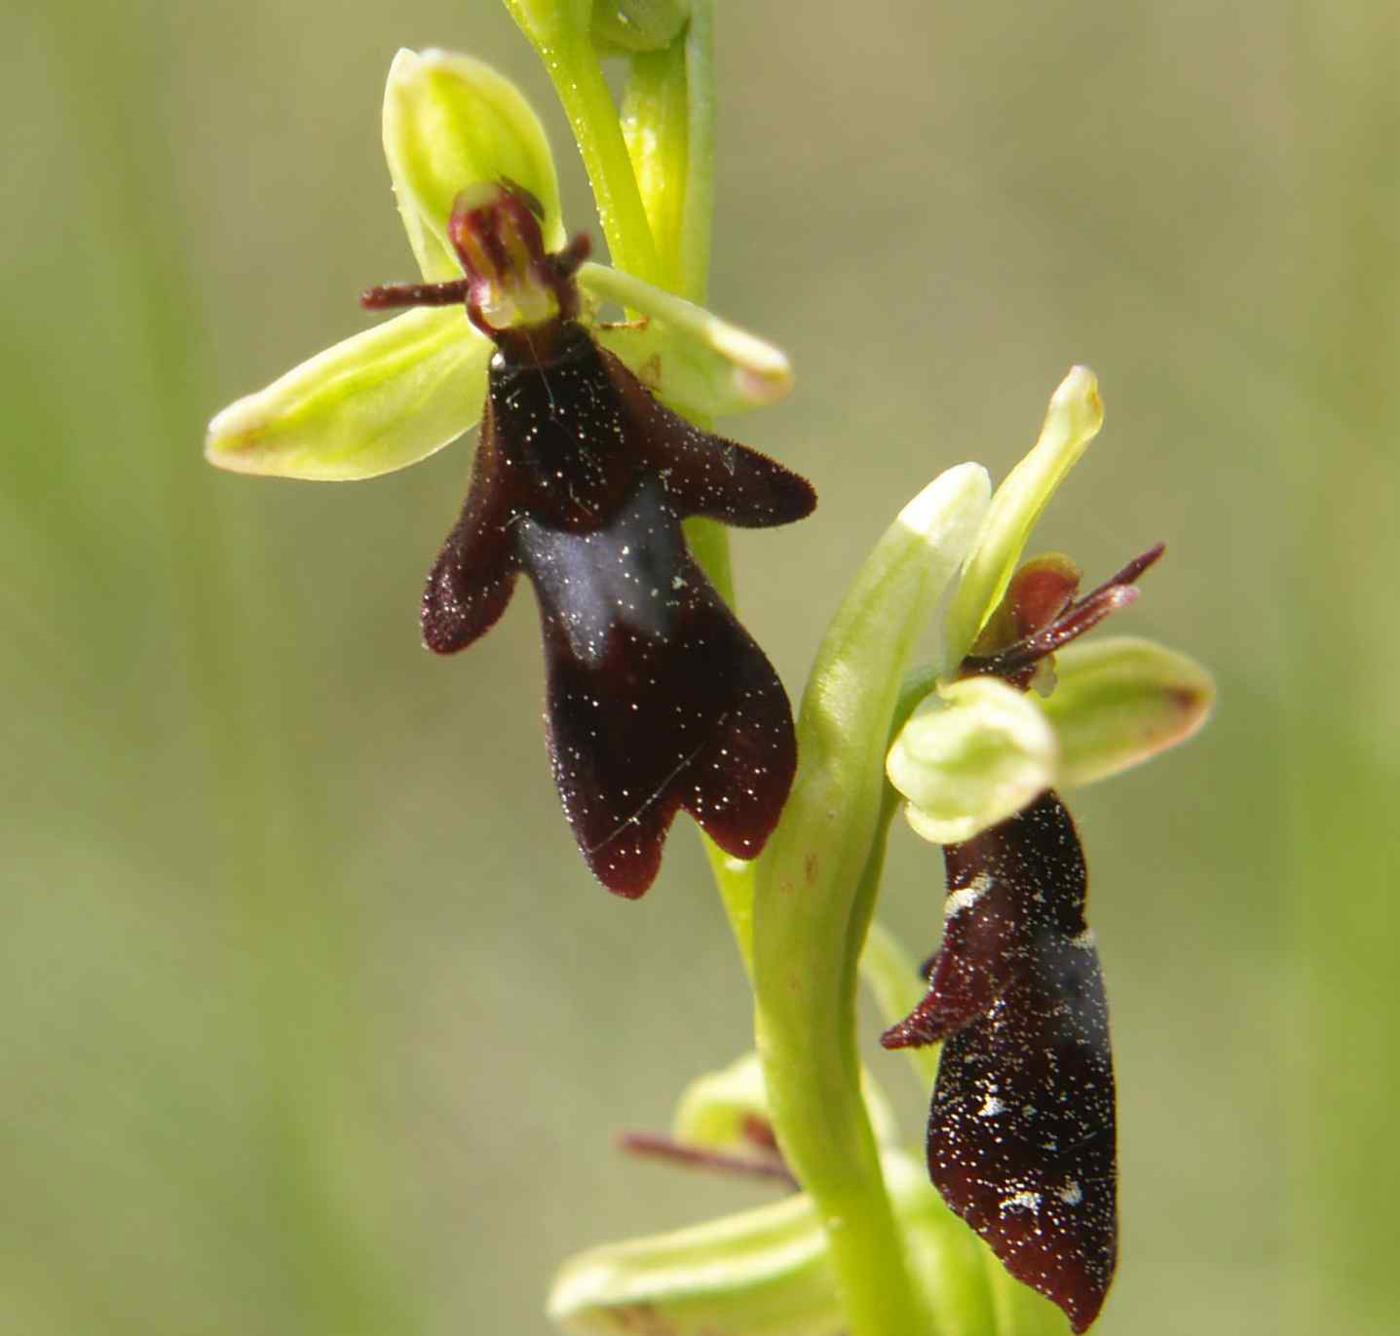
[3,1,1396,1332]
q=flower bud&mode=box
[592,0,691,53]
[672,1052,771,1152]
[382,48,564,282]
[888,676,1058,845]
[1040,634,1215,787]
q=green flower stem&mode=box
[678,0,715,304]
[621,39,689,295]
[858,669,943,1091]
[535,18,949,1334]
[614,2,734,616]
[751,467,989,1336]
[521,26,662,285]
[706,845,755,973]
[596,3,747,961]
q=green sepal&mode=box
[205,309,488,481]
[888,675,1058,845]
[943,366,1104,669]
[673,1053,900,1155]
[383,47,565,283]
[582,263,792,415]
[547,1192,842,1335]
[1041,634,1216,787]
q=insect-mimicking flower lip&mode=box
[884,792,1116,1333]
[382,184,815,896]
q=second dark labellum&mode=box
[362,183,815,897]
[882,546,1163,1332]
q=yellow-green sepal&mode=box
[943,366,1105,669]
[547,1192,842,1335]
[581,262,792,416]
[383,47,565,283]
[1041,634,1216,787]
[205,308,489,481]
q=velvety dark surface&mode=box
[920,794,1117,1332]
[422,324,815,894]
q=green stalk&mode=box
[678,0,716,305]
[858,670,943,1091]
[751,467,989,1336]
[516,22,661,284]
[604,2,748,961]
[528,13,945,1330]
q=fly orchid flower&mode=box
[876,368,1214,1331]
[206,49,813,896]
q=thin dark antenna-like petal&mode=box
[600,348,816,528]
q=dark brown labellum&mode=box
[422,321,814,896]
[893,793,1117,1332]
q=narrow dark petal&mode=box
[617,1131,796,1188]
[524,476,795,896]
[963,543,1163,685]
[1083,541,1165,597]
[360,278,472,310]
[597,347,816,528]
[912,795,1117,1331]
